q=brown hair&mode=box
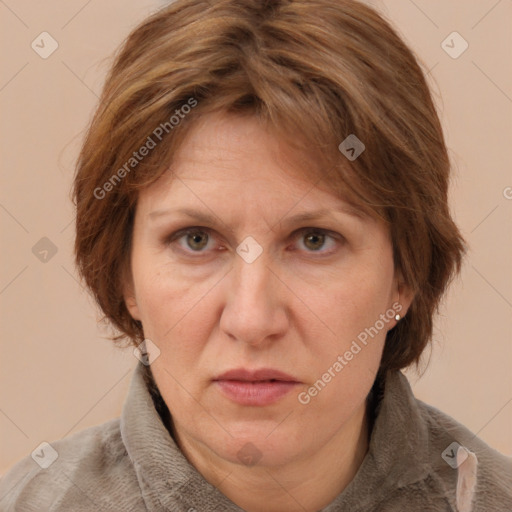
[73,0,465,372]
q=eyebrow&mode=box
[149,208,232,231]
[148,205,366,231]
[277,206,366,226]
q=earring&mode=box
[395,290,402,321]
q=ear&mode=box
[122,270,142,322]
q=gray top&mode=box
[1,362,511,511]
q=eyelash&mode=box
[163,226,343,258]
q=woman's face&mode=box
[125,112,403,468]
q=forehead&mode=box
[137,112,368,218]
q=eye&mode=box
[293,228,340,254]
[183,230,210,251]
[163,226,342,257]
[166,227,217,254]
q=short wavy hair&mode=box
[73,0,465,373]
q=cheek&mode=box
[296,284,388,420]
[288,260,393,412]
[132,258,218,360]
[294,257,394,348]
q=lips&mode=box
[213,368,300,406]
[214,368,299,383]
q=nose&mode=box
[219,254,289,347]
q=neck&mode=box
[171,402,370,512]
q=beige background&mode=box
[1,0,511,476]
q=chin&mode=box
[204,423,305,468]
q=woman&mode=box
[1,0,510,510]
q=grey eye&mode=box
[185,230,210,251]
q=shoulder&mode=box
[0,418,145,511]
[417,398,512,511]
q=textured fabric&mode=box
[1,362,511,511]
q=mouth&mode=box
[213,368,301,406]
